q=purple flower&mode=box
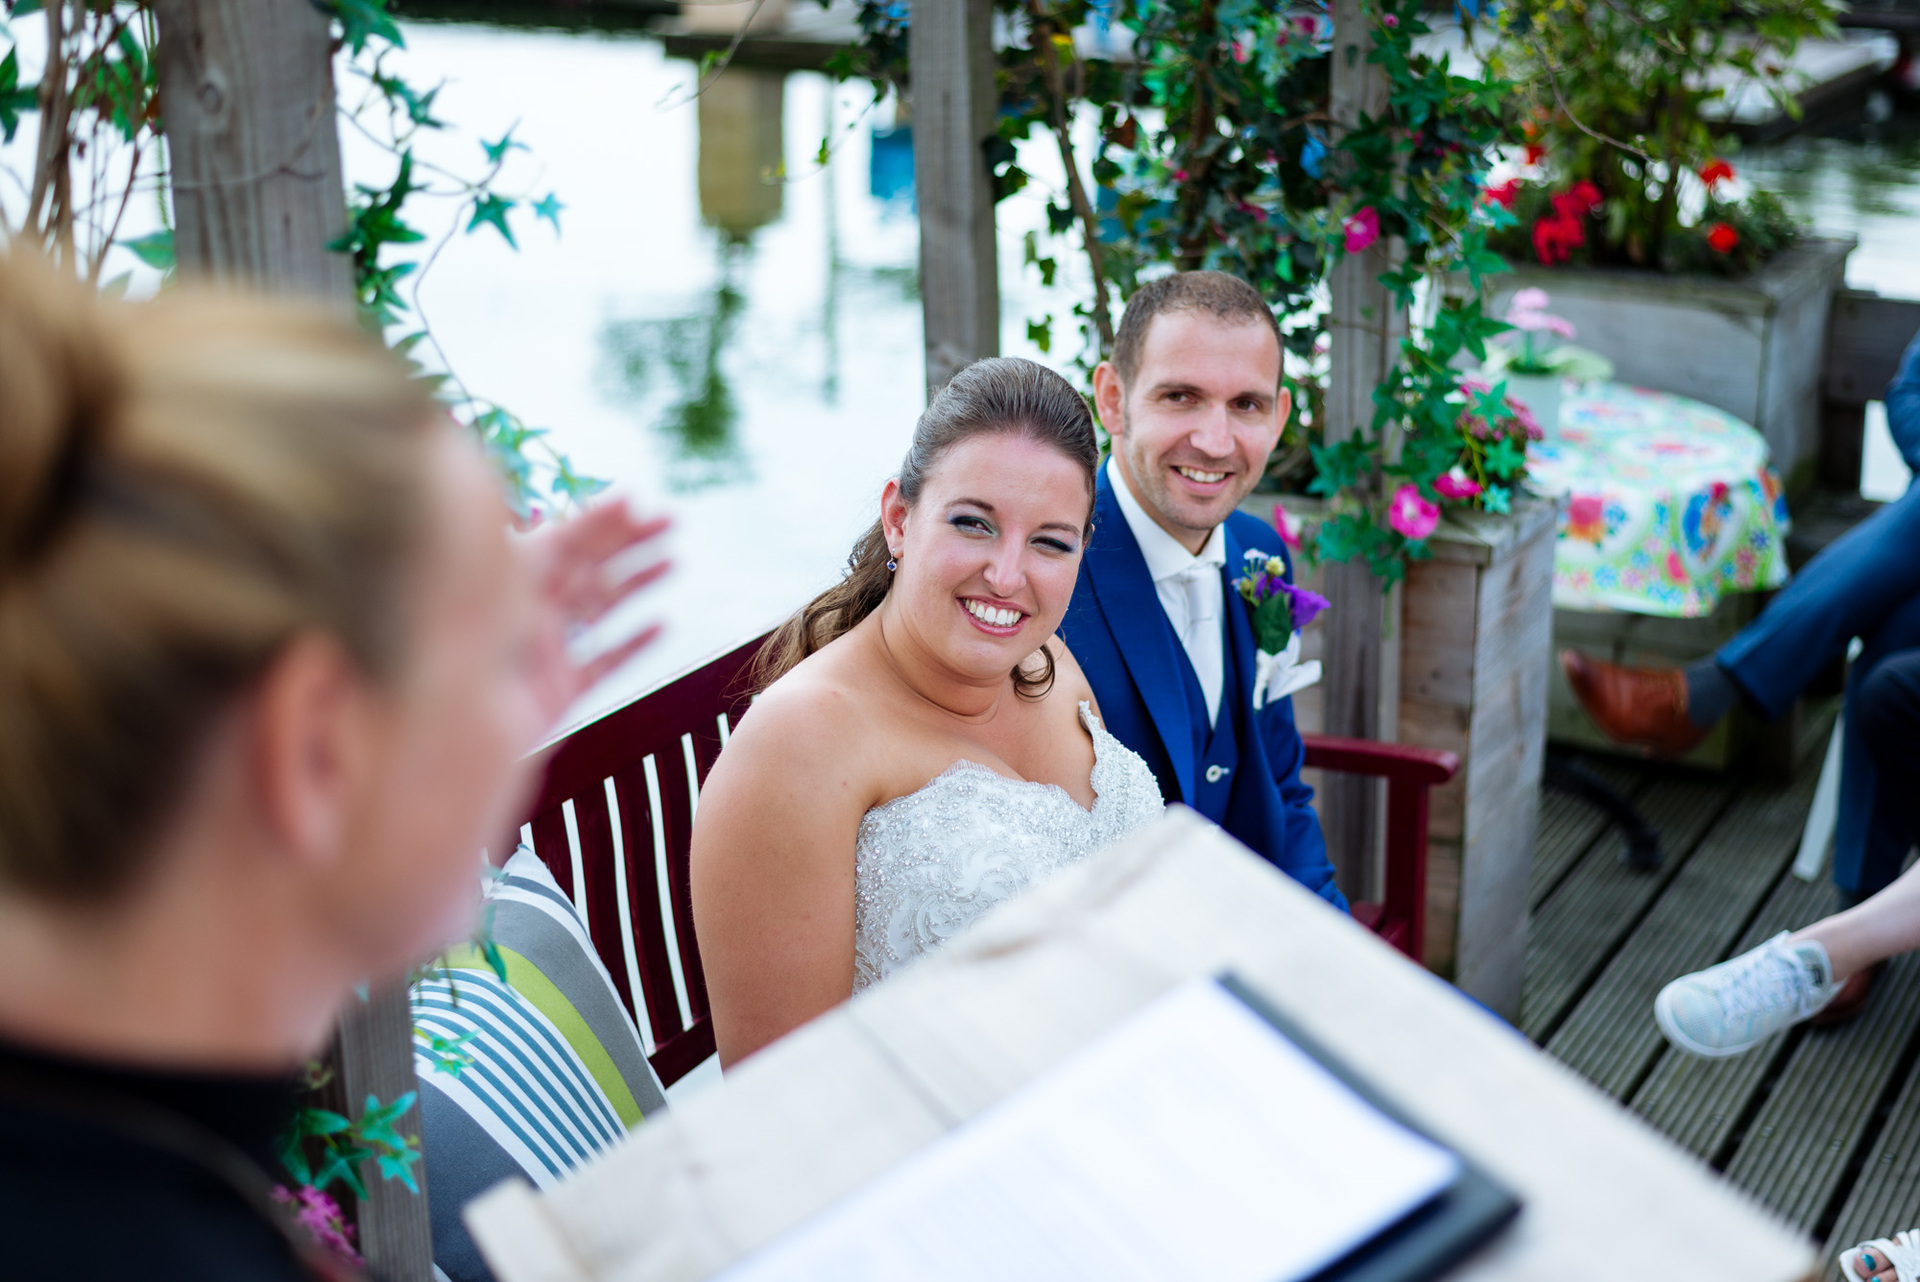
[1284,583,1330,629]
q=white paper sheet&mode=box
[714,979,1460,1282]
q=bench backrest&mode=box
[516,634,1456,1087]
[515,636,763,1085]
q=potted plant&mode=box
[1481,0,1852,488]
[1479,288,1614,437]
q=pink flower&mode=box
[1434,469,1483,500]
[1665,551,1687,583]
[1382,11,1399,26]
[1343,206,1380,254]
[1508,287,1551,313]
[1272,501,1305,551]
[274,1186,363,1268]
[1387,484,1440,540]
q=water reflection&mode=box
[600,242,752,491]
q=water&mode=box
[346,25,1087,733]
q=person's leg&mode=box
[1564,482,1920,755]
[1834,620,1920,902]
[1718,483,1920,720]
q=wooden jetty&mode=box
[1529,703,1920,1277]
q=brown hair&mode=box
[753,356,1098,697]
[1110,270,1283,387]
[0,251,440,902]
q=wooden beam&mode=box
[155,0,352,301]
[154,5,431,1278]
[1321,0,1401,901]
[909,0,999,395]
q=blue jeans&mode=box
[1718,481,1920,898]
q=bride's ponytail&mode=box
[753,357,1098,693]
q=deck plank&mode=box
[1822,1040,1920,1279]
[1529,758,1649,909]
[1630,869,1836,1160]
[1520,773,1734,1042]
[1543,768,1820,1098]
[1722,949,1920,1231]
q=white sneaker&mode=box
[1654,932,1840,1057]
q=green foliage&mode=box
[1487,0,1836,272]
[835,0,1521,581]
[319,0,601,518]
[278,1085,424,1201]
[0,47,36,142]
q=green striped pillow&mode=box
[413,846,667,1282]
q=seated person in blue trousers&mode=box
[1567,326,1920,1022]
[1060,270,1345,909]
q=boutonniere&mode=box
[1233,549,1330,711]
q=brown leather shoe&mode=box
[1813,961,1886,1027]
[1560,650,1710,758]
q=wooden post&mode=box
[1322,0,1402,902]
[154,4,432,1278]
[910,0,999,395]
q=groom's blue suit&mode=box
[1063,467,1346,909]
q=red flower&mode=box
[1550,181,1602,219]
[1699,159,1736,187]
[1484,178,1520,209]
[1706,221,1740,253]
[1522,143,1544,166]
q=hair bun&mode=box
[0,252,117,573]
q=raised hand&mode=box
[519,499,673,728]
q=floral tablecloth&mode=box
[1526,381,1792,618]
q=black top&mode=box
[0,1035,312,1282]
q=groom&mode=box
[1062,271,1344,908]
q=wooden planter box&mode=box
[1252,497,1557,1019]
[1488,237,1855,494]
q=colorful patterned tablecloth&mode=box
[1526,381,1792,617]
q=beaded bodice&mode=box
[852,702,1164,991]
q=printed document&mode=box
[715,978,1460,1281]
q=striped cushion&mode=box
[414,846,667,1282]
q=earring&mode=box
[886,556,899,573]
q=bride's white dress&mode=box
[852,701,1164,990]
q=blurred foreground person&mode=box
[0,253,667,1281]
[1656,649,1920,1060]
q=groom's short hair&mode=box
[1111,271,1283,388]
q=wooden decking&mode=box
[1527,705,1920,1275]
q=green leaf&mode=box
[532,192,565,233]
[0,48,38,143]
[1484,436,1526,479]
[121,229,175,271]
[481,125,528,167]
[326,0,404,54]
[465,194,517,248]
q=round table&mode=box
[1526,381,1792,618]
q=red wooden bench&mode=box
[516,634,1460,1087]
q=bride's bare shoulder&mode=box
[1045,634,1101,716]
[714,643,882,778]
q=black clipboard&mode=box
[1215,972,1523,1282]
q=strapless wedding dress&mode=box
[852,702,1165,990]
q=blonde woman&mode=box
[0,253,667,1282]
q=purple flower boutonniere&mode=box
[1233,550,1330,711]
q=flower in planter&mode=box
[1706,221,1740,253]
[1387,484,1441,540]
[273,1185,362,1268]
[1435,468,1484,500]
[1271,500,1307,551]
[1699,158,1736,188]
[1343,205,1380,254]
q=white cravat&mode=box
[1107,458,1227,726]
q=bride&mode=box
[690,357,1165,1066]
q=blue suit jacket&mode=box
[1062,468,1346,909]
